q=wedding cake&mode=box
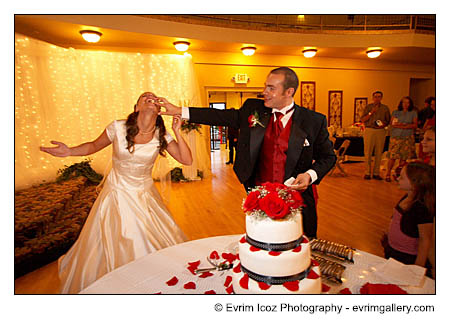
[231,183,321,294]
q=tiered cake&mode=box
[231,183,321,294]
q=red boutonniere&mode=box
[248,111,265,128]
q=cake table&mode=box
[79,235,435,294]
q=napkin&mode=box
[374,258,426,287]
[360,282,407,294]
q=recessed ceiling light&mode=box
[366,48,383,58]
[173,41,190,52]
[302,48,317,58]
[79,30,102,43]
[241,46,256,56]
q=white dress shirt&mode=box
[181,104,317,184]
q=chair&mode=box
[328,139,351,176]
[327,126,336,146]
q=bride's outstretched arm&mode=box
[166,115,193,165]
[40,130,112,157]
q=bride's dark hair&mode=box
[125,103,168,156]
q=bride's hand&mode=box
[40,141,71,157]
[172,115,182,133]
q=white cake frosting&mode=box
[238,236,311,277]
[231,210,321,294]
[231,261,321,294]
[245,211,303,244]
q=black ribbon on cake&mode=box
[245,234,305,252]
[241,263,312,285]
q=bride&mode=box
[40,92,191,293]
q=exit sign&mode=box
[234,73,249,84]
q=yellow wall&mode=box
[190,50,435,128]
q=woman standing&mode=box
[385,96,418,182]
[40,92,192,293]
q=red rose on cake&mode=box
[287,190,305,209]
[260,182,286,193]
[242,182,304,220]
[259,192,290,219]
[243,190,260,212]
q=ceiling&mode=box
[14,15,436,65]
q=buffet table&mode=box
[80,235,435,294]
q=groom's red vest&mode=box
[255,114,293,184]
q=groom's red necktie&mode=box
[273,108,294,136]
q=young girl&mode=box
[384,162,435,269]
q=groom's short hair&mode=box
[270,67,299,96]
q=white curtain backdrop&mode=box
[15,33,210,190]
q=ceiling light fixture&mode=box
[173,41,190,52]
[302,48,317,58]
[241,46,256,56]
[79,30,102,43]
[366,48,383,58]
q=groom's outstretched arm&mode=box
[158,97,241,129]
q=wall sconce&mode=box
[79,30,102,43]
[366,48,383,58]
[302,48,317,58]
[241,46,256,56]
[173,41,190,52]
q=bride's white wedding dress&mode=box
[59,120,187,293]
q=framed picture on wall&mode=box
[354,97,368,123]
[300,81,315,111]
[328,90,343,129]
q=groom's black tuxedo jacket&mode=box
[189,99,336,237]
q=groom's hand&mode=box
[157,97,182,116]
[290,173,311,191]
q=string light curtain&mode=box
[15,33,209,190]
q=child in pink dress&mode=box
[384,162,434,270]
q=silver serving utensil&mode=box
[194,258,233,274]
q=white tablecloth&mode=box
[80,235,435,294]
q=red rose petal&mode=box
[166,276,178,286]
[301,237,309,244]
[209,251,220,260]
[224,275,233,287]
[240,236,247,244]
[222,252,237,263]
[204,290,216,294]
[292,245,302,253]
[339,288,352,294]
[183,282,196,290]
[187,265,198,275]
[268,251,281,256]
[307,269,320,280]
[226,285,234,294]
[249,246,261,252]
[322,283,331,292]
[283,281,299,292]
[236,253,240,260]
[233,263,241,273]
[188,260,200,267]
[199,271,214,278]
[258,282,271,290]
[239,274,249,289]
[311,259,320,267]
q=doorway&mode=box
[207,90,262,152]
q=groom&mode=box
[159,67,336,238]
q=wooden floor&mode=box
[14,148,403,294]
